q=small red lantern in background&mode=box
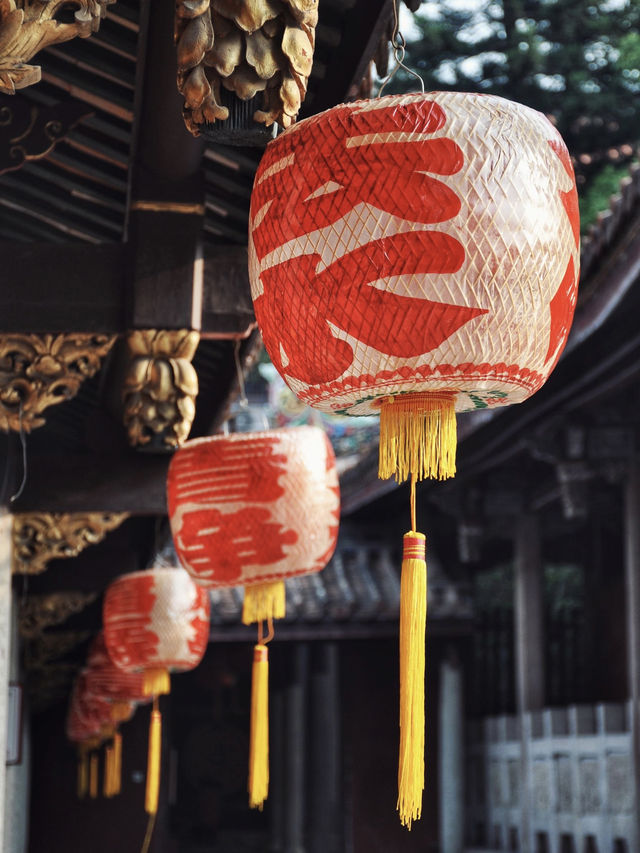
[167,425,340,809]
[103,567,210,815]
[67,673,135,800]
[248,91,579,826]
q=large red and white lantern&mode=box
[248,91,579,827]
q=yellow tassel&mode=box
[242,581,286,625]
[248,643,269,810]
[143,668,171,698]
[397,531,427,830]
[77,748,89,799]
[110,700,131,724]
[379,392,457,483]
[104,743,114,798]
[113,731,122,796]
[89,751,99,800]
[145,703,162,815]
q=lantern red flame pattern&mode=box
[248,92,580,417]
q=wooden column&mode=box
[0,512,13,845]
[624,460,640,851]
[269,673,285,853]
[515,514,545,712]
[514,514,544,853]
[309,643,341,853]
[283,643,308,853]
[438,646,464,853]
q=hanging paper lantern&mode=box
[248,92,579,827]
[167,425,340,810]
[103,567,210,814]
[67,673,135,800]
[167,426,340,624]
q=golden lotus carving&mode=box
[0,333,116,431]
[175,0,317,135]
[0,0,115,94]
[12,512,129,574]
[122,329,199,450]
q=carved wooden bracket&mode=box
[25,629,91,668]
[0,98,92,175]
[175,0,317,136]
[19,590,98,637]
[122,329,199,451]
[0,0,115,94]
[12,511,129,574]
[0,332,116,431]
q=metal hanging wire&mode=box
[378,0,425,97]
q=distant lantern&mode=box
[67,673,135,800]
[103,567,210,815]
[248,92,579,827]
[167,425,340,810]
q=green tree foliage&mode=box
[391,0,640,227]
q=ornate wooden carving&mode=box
[175,0,317,135]
[122,329,199,450]
[0,332,116,431]
[25,629,90,667]
[12,512,129,574]
[19,590,98,637]
[0,0,115,94]
[0,98,92,174]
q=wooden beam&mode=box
[10,452,170,515]
[0,243,254,337]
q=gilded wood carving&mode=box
[12,511,129,574]
[19,591,98,637]
[175,0,317,135]
[0,0,115,94]
[123,329,199,450]
[0,333,116,431]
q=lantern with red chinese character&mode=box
[103,567,210,814]
[167,425,340,808]
[248,91,579,826]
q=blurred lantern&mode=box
[248,91,579,826]
[67,673,135,800]
[167,425,340,809]
[103,567,210,815]
[82,632,152,797]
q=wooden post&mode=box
[514,514,545,853]
[0,512,13,845]
[438,646,464,853]
[309,643,341,853]
[624,460,640,852]
[283,643,308,853]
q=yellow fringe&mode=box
[242,581,286,626]
[89,752,99,800]
[143,668,171,697]
[77,748,88,799]
[397,531,427,830]
[145,703,162,815]
[104,743,114,798]
[248,643,269,810]
[110,701,131,724]
[379,392,457,483]
[113,732,122,796]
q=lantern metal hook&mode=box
[234,339,249,409]
[378,0,425,97]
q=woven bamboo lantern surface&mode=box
[249,92,580,417]
[167,426,340,590]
